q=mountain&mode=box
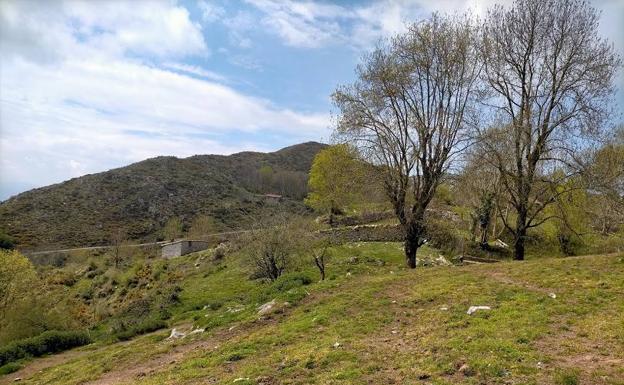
[0,142,327,250]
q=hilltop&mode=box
[0,142,327,249]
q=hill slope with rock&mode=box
[0,142,326,249]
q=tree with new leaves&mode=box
[333,14,482,268]
[305,144,366,226]
[479,0,621,260]
[163,217,183,242]
[188,214,217,240]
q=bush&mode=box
[0,330,92,366]
[0,232,14,250]
[0,362,21,375]
[112,318,166,341]
[272,272,313,292]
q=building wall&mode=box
[161,240,211,258]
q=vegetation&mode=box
[305,144,367,225]
[0,330,91,367]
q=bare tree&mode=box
[333,14,481,267]
[480,0,621,260]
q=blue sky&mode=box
[1,0,622,200]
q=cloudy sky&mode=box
[1,0,622,200]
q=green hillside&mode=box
[0,142,326,249]
[2,243,622,385]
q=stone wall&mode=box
[161,240,211,258]
[321,224,403,243]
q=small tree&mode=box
[246,218,301,281]
[305,144,366,226]
[163,217,183,242]
[188,215,217,240]
[110,229,129,268]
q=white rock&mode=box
[233,378,249,383]
[333,341,341,348]
[257,299,276,316]
[188,328,205,335]
[467,305,491,315]
[440,306,449,311]
[548,293,557,299]
[167,328,186,339]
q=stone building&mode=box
[161,239,210,258]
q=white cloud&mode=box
[0,0,329,199]
[198,1,226,23]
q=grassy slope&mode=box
[3,243,623,385]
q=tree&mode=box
[110,229,129,268]
[259,165,274,193]
[163,217,183,242]
[305,144,366,225]
[188,215,217,240]
[0,250,36,325]
[246,218,302,281]
[480,0,621,260]
[333,14,481,268]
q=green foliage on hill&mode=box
[0,142,326,249]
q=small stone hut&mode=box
[161,239,210,258]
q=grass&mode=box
[3,243,623,385]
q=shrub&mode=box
[0,362,21,375]
[272,272,313,292]
[112,318,166,341]
[0,330,92,366]
[0,232,14,250]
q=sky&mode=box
[1,0,622,200]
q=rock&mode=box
[333,341,341,348]
[435,255,452,266]
[257,299,276,316]
[345,272,352,277]
[167,328,186,339]
[458,363,474,376]
[467,305,491,315]
[495,239,509,248]
[348,256,359,264]
[233,378,249,383]
[13,378,21,382]
[440,306,449,311]
[188,328,205,335]
[548,293,557,299]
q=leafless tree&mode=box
[333,14,482,267]
[480,0,621,260]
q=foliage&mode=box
[163,217,183,242]
[305,144,366,218]
[188,214,217,239]
[0,330,91,366]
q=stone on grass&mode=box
[548,293,557,299]
[333,341,341,348]
[257,299,276,316]
[467,305,491,315]
[168,328,186,339]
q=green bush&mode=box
[0,362,21,375]
[112,318,166,341]
[0,232,14,250]
[0,330,92,366]
[271,271,313,292]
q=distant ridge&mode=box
[0,142,327,249]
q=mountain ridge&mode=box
[0,141,327,249]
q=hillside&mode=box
[0,142,327,249]
[2,244,622,385]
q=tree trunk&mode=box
[514,210,527,261]
[404,221,423,268]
